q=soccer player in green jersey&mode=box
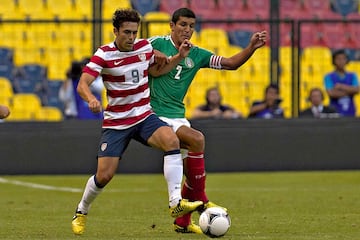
[148,8,267,233]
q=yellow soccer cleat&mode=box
[174,221,202,234]
[199,201,228,213]
[71,211,87,235]
[169,199,203,218]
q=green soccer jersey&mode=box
[149,35,216,118]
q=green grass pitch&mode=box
[0,171,359,239]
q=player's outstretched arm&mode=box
[77,72,102,113]
[149,39,192,77]
[221,31,267,70]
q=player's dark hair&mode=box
[332,49,348,65]
[112,9,140,30]
[171,8,196,23]
[265,83,279,94]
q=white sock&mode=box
[163,152,183,207]
[77,175,103,214]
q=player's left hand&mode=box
[153,50,169,70]
[88,98,102,113]
[250,31,267,49]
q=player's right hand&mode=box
[179,39,192,58]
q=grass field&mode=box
[0,171,359,240]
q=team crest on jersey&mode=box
[184,57,194,68]
[138,53,146,62]
[101,142,107,151]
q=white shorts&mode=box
[159,117,191,132]
[159,117,191,159]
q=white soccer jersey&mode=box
[83,39,155,129]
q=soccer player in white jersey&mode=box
[71,9,203,235]
[148,8,267,233]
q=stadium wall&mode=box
[1,119,360,174]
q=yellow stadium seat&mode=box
[46,47,73,80]
[34,106,63,121]
[0,0,26,19]
[198,28,229,53]
[18,0,53,19]
[0,77,14,98]
[103,0,131,19]
[143,11,171,37]
[217,45,242,58]
[0,96,11,108]
[0,23,27,48]
[195,68,224,86]
[6,108,33,121]
[102,23,115,45]
[46,0,92,19]
[301,46,332,64]
[11,93,42,120]
[347,61,360,77]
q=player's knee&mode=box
[165,135,180,150]
[96,171,114,186]
[189,131,205,150]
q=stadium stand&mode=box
[0,64,14,81]
[0,0,360,120]
[228,29,253,49]
[143,11,171,36]
[188,0,217,19]
[17,0,53,20]
[45,0,92,20]
[7,93,42,121]
[131,0,160,16]
[102,0,131,18]
[0,77,14,102]
[243,0,270,19]
[159,0,188,14]
[43,79,64,111]
[34,106,63,121]
[12,64,47,105]
[331,0,359,17]
[198,28,229,54]
[0,47,14,65]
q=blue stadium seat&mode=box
[13,64,47,101]
[228,29,253,48]
[18,64,47,82]
[0,64,14,81]
[331,0,358,16]
[45,80,64,111]
[0,47,13,65]
[131,0,160,16]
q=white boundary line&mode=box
[0,177,155,193]
[0,177,82,193]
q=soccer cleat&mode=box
[174,221,202,234]
[198,201,228,213]
[71,210,87,235]
[169,199,203,218]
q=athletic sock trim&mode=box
[93,175,105,188]
[164,149,181,156]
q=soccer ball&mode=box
[199,207,231,238]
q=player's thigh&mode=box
[148,125,180,151]
[135,114,179,151]
[176,125,205,150]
